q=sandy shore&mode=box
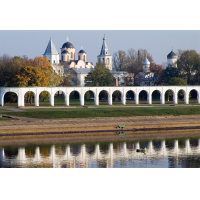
[1,114,200,142]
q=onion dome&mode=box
[79,49,86,53]
[62,42,74,49]
[62,50,69,54]
[143,57,150,65]
[167,51,177,59]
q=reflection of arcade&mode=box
[0,139,200,168]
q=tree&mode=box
[113,50,128,71]
[177,50,200,85]
[160,66,179,85]
[85,62,114,86]
[168,77,187,100]
[0,54,21,87]
[14,65,49,87]
[150,63,163,85]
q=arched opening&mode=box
[99,90,109,105]
[165,89,174,104]
[84,90,95,106]
[102,58,105,63]
[67,56,69,61]
[106,58,109,64]
[177,89,185,104]
[24,91,35,106]
[69,91,80,106]
[54,90,65,106]
[189,89,198,104]
[3,91,18,106]
[71,52,73,59]
[126,90,135,104]
[39,91,50,106]
[112,90,122,105]
[83,55,86,61]
[139,90,148,104]
[152,90,161,104]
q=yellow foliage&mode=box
[14,65,49,87]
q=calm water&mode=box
[1,137,200,168]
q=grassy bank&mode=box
[1,106,200,119]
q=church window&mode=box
[83,55,86,61]
[102,58,105,63]
[62,56,63,61]
[67,56,69,61]
[106,51,107,54]
[71,52,73,59]
[106,58,109,64]
[78,55,80,60]
[54,60,55,63]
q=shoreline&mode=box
[1,114,200,143]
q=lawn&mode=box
[2,106,200,119]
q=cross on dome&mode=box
[67,36,69,41]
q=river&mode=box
[0,136,200,168]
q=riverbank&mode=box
[1,114,200,142]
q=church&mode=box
[43,36,132,86]
[43,37,94,78]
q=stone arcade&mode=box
[0,86,200,107]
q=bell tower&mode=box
[97,35,112,70]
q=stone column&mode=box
[161,92,165,104]
[197,91,200,104]
[50,94,54,106]
[122,93,126,105]
[135,92,139,104]
[184,92,189,104]
[65,93,69,106]
[18,91,24,107]
[173,92,178,104]
[147,93,152,104]
[108,92,112,105]
[0,93,3,106]
[95,93,99,106]
[80,94,84,106]
[35,91,39,106]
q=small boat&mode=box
[119,132,125,135]
[136,148,147,153]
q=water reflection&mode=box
[1,138,200,168]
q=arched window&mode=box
[78,55,80,60]
[106,58,109,64]
[67,56,69,61]
[62,56,63,61]
[83,55,86,61]
[71,52,73,59]
[102,58,105,63]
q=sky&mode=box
[0,30,200,66]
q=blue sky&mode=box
[1,30,200,65]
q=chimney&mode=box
[115,78,118,86]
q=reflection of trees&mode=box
[40,146,51,157]
[97,159,107,168]
[25,146,36,158]
[86,144,96,154]
[55,145,65,155]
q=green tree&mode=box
[168,77,187,100]
[85,62,114,86]
[177,50,200,85]
[160,66,179,85]
[168,77,187,86]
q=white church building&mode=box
[43,36,131,87]
[43,37,94,79]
